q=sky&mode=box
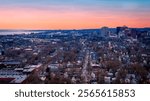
[0,0,150,29]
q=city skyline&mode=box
[0,0,150,29]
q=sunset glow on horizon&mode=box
[0,0,150,29]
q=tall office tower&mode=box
[116,26,128,35]
[100,26,109,37]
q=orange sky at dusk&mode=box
[0,6,150,29]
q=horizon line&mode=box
[0,27,150,31]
